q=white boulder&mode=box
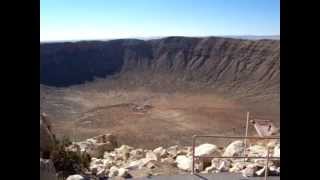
[242,164,258,177]
[66,174,85,180]
[108,166,119,177]
[195,143,219,157]
[273,144,280,157]
[153,147,168,158]
[145,151,160,161]
[118,168,129,177]
[175,155,193,171]
[223,140,244,157]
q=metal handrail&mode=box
[192,135,280,180]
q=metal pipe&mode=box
[265,147,271,180]
[193,135,279,139]
[244,112,250,162]
[195,156,279,159]
[192,135,196,174]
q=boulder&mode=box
[195,144,219,157]
[255,166,266,176]
[217,160,231,172]
[247,145,268,157]
[145,161,157,169]
[118,168,129,177]
[96,168,107,177]
[73,134,118,158]
[40,158,58,180]
[269,166,280,176]
[273,144,280,157]
[160,157,176,166]
[145,151,160,161]
[242,164,258,177]
[66,174,85,180]
[108,166,119,177]
[229,161,248,173]
[130,148,145,160]
[175,155,192,171]
[194,143,219,169]
[153,147,168,158]
[223,140,244,157]
[167,145,179,158]
[115,145,133,161]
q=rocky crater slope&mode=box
[40,36,280,147]
[41,36,279,95]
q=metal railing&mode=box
[192,135,280,180]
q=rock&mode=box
[115,145,133,161]
[175,155,192,171]
[145,161,157,169]
[242,164,258,177]
[130,148,145,160]
[153,147,168,158]
[223,140,244,157]
[255,166,266,176]
[248,145,268,157]
[217,160,231,172]
[273,144,280,157]
[204,164,216,173]
[125,159,144,170]
[108,166,119,177]
[73,134,118,158]
[195,144,219,157]
[40,158,58,180]
[267,139,280,148]
[160,157,176,166]
[96,168,107,177]
[167,145,179,157]
[66,174,85,180]
[229,162,248,173]
[269,166,280,176]
[203,159,231,173]
[40,114,55,153]
[145,151,160,161]
[118,168,129,177]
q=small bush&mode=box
[48,136,91,178]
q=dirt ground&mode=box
[41,86,279,149]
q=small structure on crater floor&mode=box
[250,119,279,137]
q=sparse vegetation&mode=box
[46,136,91,178]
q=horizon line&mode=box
[40,35,280,43]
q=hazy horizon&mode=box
[41,0,280,41]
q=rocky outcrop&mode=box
[40,158,58,180]
[66,174,86,180]
[40,113,55,153]
[68,134,118,158]
[64,134,280,178]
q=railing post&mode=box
[192,135,196,174]
[243,112,250,162]
[264,147,270,180]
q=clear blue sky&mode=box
[40,0,280,41]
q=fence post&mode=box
[264,147,271,180]
[243,112,250,161]
[192,135,196,174]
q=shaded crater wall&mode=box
[40,37,280,92]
